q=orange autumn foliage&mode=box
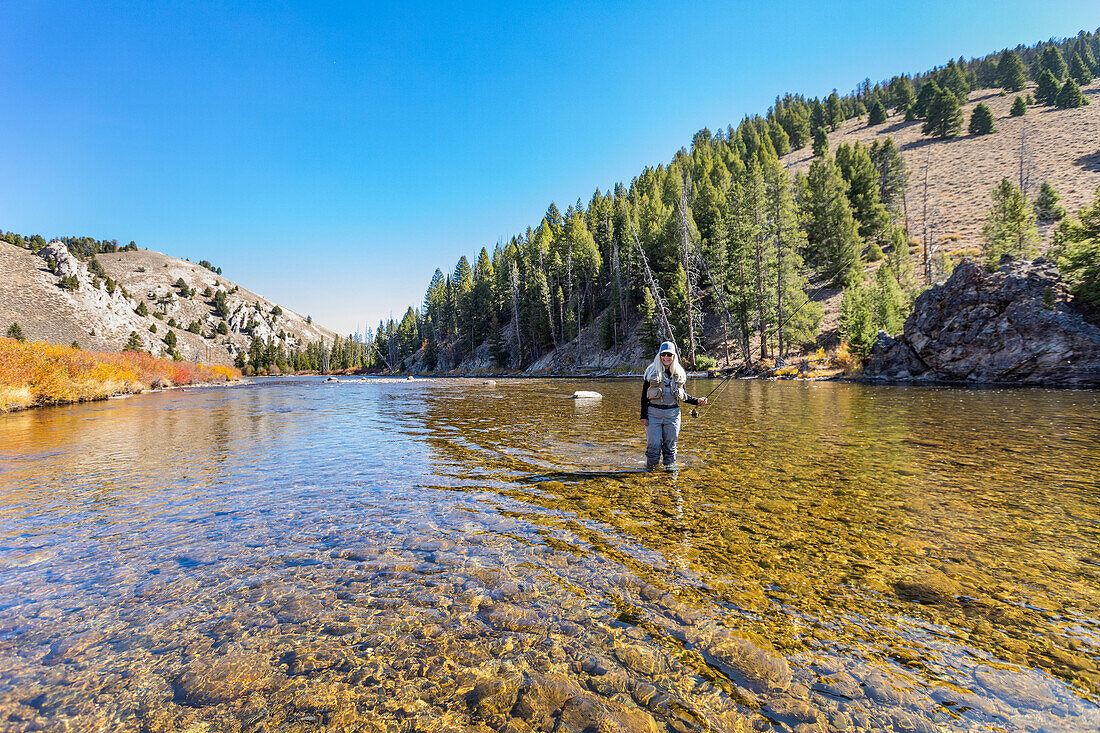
[0,337,240,411]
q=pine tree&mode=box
[835,142,889,241]
[968,103,995,135]
[867,99,887,125]
[839,280,873,356]
[938,60,970,103]
[839,264,908,358]
[913,79,940,118]
[1055,78,1089,109]
[922,88,963,138]
[766,118,790,156]
[124,331,144,352]
[981,177,1040,267]
[826,90,843,130]
[888,76,915,114]
[1010,96,1027,116]
[1052,184,1100,319]
[997,50,1028,91]
[1034,180,1066,221]
[1036,45,1068,82]
[135,300,149,316]
[884,226,916,294]
[801,157,863,286]
[868,264,908,337]
[471,247,495,344]
[5,323,26,342]
[488,310,508,366]
[762,156,820,354]
[1070,53,1093,85]
[812,127,828,157]
[976,57,999,88]
[452,256,474,351]
[1036,69,1061,105]
[1072,36,1098,75]
[869,137,909,226]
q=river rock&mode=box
[895,569,961,604]
[692,627,791,692]
[571,390,602,399]
[613,644,668,676]
[761,695,823,726]
[174,648,279,705]
[275,596,322,624]
[467,674,524,718]
[865,256,1100,386]
[42,630,106,665]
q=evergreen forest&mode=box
[350,29,1100,372]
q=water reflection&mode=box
[0,377,1097,732]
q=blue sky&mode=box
[2,1,1097,335]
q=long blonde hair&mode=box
[644,345,686,384]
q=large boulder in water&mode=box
[865,256,1100,386]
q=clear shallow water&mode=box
[0,377,1097,732]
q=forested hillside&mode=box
[345,28,1099,375]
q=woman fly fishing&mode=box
[640,341,706,469]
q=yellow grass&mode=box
[0,337,241,411]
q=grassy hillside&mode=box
[787,79,1100,255]
[0,243,336,367]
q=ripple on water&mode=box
[0,378,1097,732]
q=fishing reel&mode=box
[690,408,698,418]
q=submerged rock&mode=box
[571,390,602,400]
[866,256,1100,386]
[174,648,279,705]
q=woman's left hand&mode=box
[698,397,708,406]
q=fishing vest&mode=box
[646,367,686,404]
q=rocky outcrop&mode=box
[866,256,1100,386]
[1,240,336,365]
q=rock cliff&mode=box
[865,256,1100,386]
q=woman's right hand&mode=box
[641,418,648,426]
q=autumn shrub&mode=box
[0,337,241,411]
[831,341,863,376]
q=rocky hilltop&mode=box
[866,256,1100,386]
[0,241,335,365]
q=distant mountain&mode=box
[0,241,335,366]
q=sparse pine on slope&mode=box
[982,178,1040,267]
[968,103,996,135]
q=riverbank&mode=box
[0,337,240,412]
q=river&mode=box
[0,377,1097,732]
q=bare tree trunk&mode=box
[630,221,675,345]
[566,248,573,342]
[736,259,752,368]
[509,263,522,366]
[921,150,933,286]
[678,188,697,366]
[1018,121,1028,195]
[774,183,785,358]
[754,229,766,359]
